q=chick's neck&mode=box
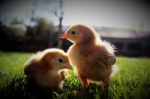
[75,36,96,45]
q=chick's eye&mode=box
[58,58,63,63]
[71,31,76,35]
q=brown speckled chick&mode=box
[61,24,117,96]
[24,48,72,89]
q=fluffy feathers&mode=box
[61,24,118,96]
[24,48,72,89]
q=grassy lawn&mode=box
[0,51,150,99]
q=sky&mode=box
[0,0,150,31]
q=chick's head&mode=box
[41,49,72,70]
[24,49,72,76]
[61,24,97,44]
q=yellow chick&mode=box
[61,24,116,96]
[24,48,72,89]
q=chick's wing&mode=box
[98,52,116,66]
[88,47,116,68]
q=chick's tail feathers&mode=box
[110,64,119,78]
[101,41,116,55]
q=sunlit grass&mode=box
[0,52,150,99]
[0,52,32,89]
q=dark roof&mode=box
[95,27,150,39]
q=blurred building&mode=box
[95,27,150,57]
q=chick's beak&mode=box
[64,63,72,69]
[60,32,68,39]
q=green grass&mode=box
[0,51,150,99]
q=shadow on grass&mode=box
[1,74,150,99]
[0,75,56,99]
[0,74,104,99]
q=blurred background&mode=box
[0,0,150,57]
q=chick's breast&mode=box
[67,45,100,79]
[67,45,87,75]
[35,70,62,88]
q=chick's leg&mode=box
[79,74,89,88]
[102,79,109,98]
[60,70,66,80]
